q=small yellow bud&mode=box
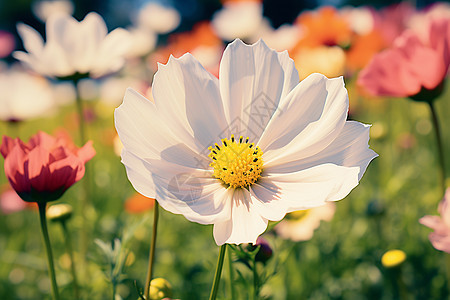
[149,278,172,300]
[47,203,73,222]
[381,249,406,268]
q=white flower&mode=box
[137,3,180,34]
[212,2,263,41]
[274,203,336,241]
[115,39,377,245]
[250,19,301,51]
[14,12,131,78]
[32,0,74,22]
[0,67,56,121]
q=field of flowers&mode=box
[0,0,449,299]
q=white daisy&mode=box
[14,12,131,78]
[115,39,377,245]
[0,67,56,122]
[212,2,263,41]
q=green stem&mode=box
[38,203,60,300]
[428,101,447,194]
[252,258,259,300]
[73,80,87,145]
[209,244,227,300]
[446,254,450,295]
[61,221,80,299]
[73,79,91,281]
[144,202,159,300]
[227,245,236,300]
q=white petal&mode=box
[213,188,268,245]
[260,74,348,166]
[115,88,205,165]
[16,23,44,55]
[219,39,299,142]
[148,159,232,225]
[91,28,131,77]
[266,121,378,180]
[261,163,360,212]
[75,12,109,74]
[152,53,228,152]
[121,149,156,198]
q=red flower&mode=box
[357,18,450,101]
[0,131,95,203]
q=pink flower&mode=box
[0,131,95,203]
[358,18,450,101]
[420,189,450,253]
[0,186,27,214]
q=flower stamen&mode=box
[208,134,263,188]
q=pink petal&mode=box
[1,136,17,158]
[3,145,30,194]
[76,140,96,163]
[27,145,52,192]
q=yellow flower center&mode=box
[286,209,311,221]
[208,135,263,188]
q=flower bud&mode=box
[149,278,172,300]
[47,203,73,222]
[381,249,406,268]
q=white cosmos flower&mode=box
[115,39,377,245]
[212,2,263,41]
[14,12,131,78]
[0,67,56,121]
[137,3,180,34]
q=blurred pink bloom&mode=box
[358,18,450,100]
[1,131,95,203]
[371,3,416,45]
[0,31,15,58]
[0,187,27,214]
[420,189,450,253]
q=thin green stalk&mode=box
[428,101,447,194]
[252,258,259,300]
[38,202,60,300]
[227,245,236,300]
[61,221,80,299]
[73,79,87,145]
[209,244,227,300]
[144,202,159,300]
[73,78,91,280]
[446,254,450,296]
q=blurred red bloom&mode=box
[358,18,450,100]
[0,131,95,203]
[124,193,155,214]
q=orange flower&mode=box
[152,21,221,62]
[125,193,155,214]
[295,6,352,48]
[150,22,223,77]
[346,29,386,72]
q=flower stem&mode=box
[445,253,450,294]
[73,78,91,281]
[252,257,259,300]
[227,245,236,300]
[428,101,446,194]
[38,202,60,300]
[61,220,80,299]
[209,244,227,300]
[144,202,159,300]
[73,80,87,145]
